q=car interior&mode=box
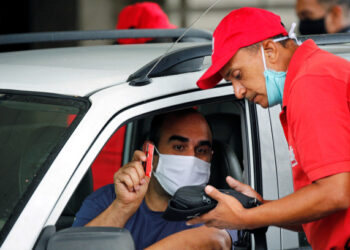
[55,98,247,245]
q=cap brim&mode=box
[197,51,235,89]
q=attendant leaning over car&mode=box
[187,7,350,250]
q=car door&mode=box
[257,104,312,249]
[39,71,269,248]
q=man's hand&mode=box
[225,176,263,203]
[86,150,149,228]
[187,172,350,231]
[114,150,150,214]
[186,176,262,229]
[186,184,249,229]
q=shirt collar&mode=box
[282,39,320,108]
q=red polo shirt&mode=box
[280,39,350,249]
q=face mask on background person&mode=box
[261,45,286,107]
[299,17,327,35]
[153,149,211,196]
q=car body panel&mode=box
[0,43,204,96]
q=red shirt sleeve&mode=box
[287,75,350,182]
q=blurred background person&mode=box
[296,0,350,34]
[116,1,176,44]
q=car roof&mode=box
[0,42,199,97]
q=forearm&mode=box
[260,200,303,232]
[85,200,133,228]
[243,173,350,229]
[145,226,231,250]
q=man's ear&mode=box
[326,5,343,33]
[262,39,279,65]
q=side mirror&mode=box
[46,227,135,250]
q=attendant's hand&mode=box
[187,176,263,230]
[226,176,263,203]
[113,150,150,215]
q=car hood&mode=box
[0,43,197,97]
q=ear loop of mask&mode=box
[152,146,160,175]
[261,22,301,69]
[154,146,160,155]
[273,22,301,45]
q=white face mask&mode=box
[153,153,211,196]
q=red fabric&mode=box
[116,2,176,44]
[197,7,287,90]
[67,114,77,126]
[280,39,350,249]
[91,126,126,190]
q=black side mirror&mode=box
[45,227,135,250]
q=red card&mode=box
[142,143,154,177]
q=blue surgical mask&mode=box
[261,45,286,107]
[260,23,301,107]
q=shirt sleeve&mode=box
[72,185,115,227]
[72,198,106,227]
[226,230,238,249]
[287,75,350,182]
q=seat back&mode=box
[209,140,243,189]
[206,113,243,188]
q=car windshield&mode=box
[0,93,88,235]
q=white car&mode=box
[0,30,349,250]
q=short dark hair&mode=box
[148,109,209,147]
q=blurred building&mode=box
[0,0,297,50]
[79,0,297,33]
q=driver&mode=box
[73,109,236,249]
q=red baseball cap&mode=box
[116,2,176,44]
[197,7,288,89]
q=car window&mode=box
[0,93,87,237]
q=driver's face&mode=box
[156,113,212,163]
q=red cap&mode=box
[116,2,176,44]
[197,7,288,89]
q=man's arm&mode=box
[187,172,350,230]
[145,226,232,250]
[224,178,303,232]
[86,150,149,227]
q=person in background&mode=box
[73,109,235,250]
[116,1,176,44]
[296,0,350,34]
